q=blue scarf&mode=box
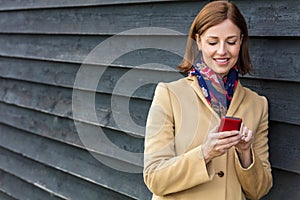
[189,58,239,117]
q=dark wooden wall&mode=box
[0,0,299,199]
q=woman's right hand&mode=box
[201,128,242,164]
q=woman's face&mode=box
[196,19,242,77]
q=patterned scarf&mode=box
[189,58,238,117]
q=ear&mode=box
[195,34,202,51]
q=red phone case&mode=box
[218,116,242,132]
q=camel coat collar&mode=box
[186,75,246,119]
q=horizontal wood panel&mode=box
[1,122,299,199]
[0,169,64,200]
[0,34,299,82]
[0,0,176,11]
[240,78,300,126]
[268,122,300,173]
[0,0,299,36]
[0,34,186,66]
[0,1,298,199]
[0,102,144,167]
[248,38,300,82]
[261,168,300,200]
[0,124,150,199]
[0,192,15,200]
[0,57,180,99]
[0,147,138,200]
[0,101,299,173]
[0,54,300,91]
[0,77,152,136]
[1,75,299,127]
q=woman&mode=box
[143,1,272,199]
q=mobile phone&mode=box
[218,116,242,132]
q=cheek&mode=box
[201,45,215,57]
[232,49,241,59]
[230,46,241,57]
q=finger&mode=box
[218,130,240,139]
[218,133,241,145]
[239,122,244,132]
[217,139,241,153]
[241,126,248,140]
[242,126,247,136]
[244,130,253,142]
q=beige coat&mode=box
[143,76,272,200]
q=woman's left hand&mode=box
[235,123,253,151]
[234,123,254,168]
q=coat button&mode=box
[217,171,224,177]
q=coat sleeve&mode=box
[143,83,214,196]
[235,96,273,200]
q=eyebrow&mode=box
[207,36,239,39]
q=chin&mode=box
[216,68,230,76]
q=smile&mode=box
[214,58,230,64]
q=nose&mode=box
[217,42,227,55]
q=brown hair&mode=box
[178,0,252,75]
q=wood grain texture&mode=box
[0,169,64,200]
[1,100,299,174]
[0,34,299,82]
[261,168,300,200]
[0,124,151,199]
[0,102,145,168]
[0,146,141,200]
[0,0,176,10]
[268,122,300,173]
[240,78,300,126]
[0,0,299,199]
[0,0,298,36]
[1,76,298,127]
[0,77,152,136]
[0,187,17,200]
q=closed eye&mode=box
[208,42,217,46]
[227,41,237,45]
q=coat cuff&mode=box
[234,147,255,171]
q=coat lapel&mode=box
[226,81,246,116]
[186,76,220,120]
[187,77,246,119]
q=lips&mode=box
[214,58,230,64]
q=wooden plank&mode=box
[0,77,154,136]
[240,78,300,126]
[262,168,300,200]
[0,35,105,63]
[0,57,80,88]
[0,116,299,200]
[0,34,187,66]
[0,102,145,167]
[0,124,299,200]
[235,0,300,36]
[0,147,138,200]
[248,38,300,82]
[0,0,298,36]
[0,124,151,199]
[0,57,181,100]
[0,188,16,200]
[0,0,177,11]
[0,34,299,82]
[0,169,64,200]
[269,122,300,173]
[0,101,299,173]
[1,122,299,199]
[1,74,299,126]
